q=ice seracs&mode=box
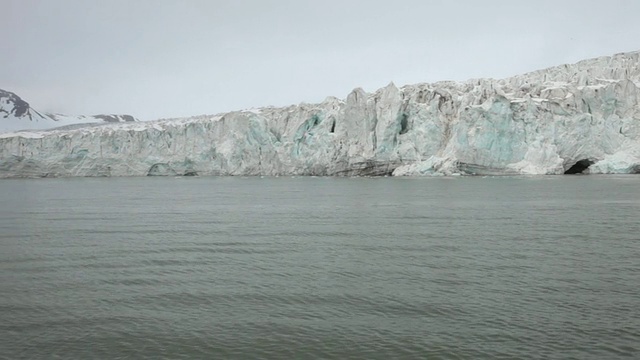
[1,50,639,178]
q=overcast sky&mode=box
[2,0,639,120]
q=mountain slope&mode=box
[0,89,138,133]
[1,50,639,178]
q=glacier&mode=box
[1,51,640,178]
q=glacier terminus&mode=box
[1,51,640,178]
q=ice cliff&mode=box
[1,51,640,178]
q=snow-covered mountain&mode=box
[0,89,137,133]
[1,51,640,178]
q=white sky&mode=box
[2,0,639,120]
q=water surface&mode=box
[1,176,639,359]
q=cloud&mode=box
[2,0,639,120]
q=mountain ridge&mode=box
[0,89,138,133]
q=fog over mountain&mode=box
[0,89,137,133]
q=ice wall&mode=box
[1,51,639,178]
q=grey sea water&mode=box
[1,176,639,359]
